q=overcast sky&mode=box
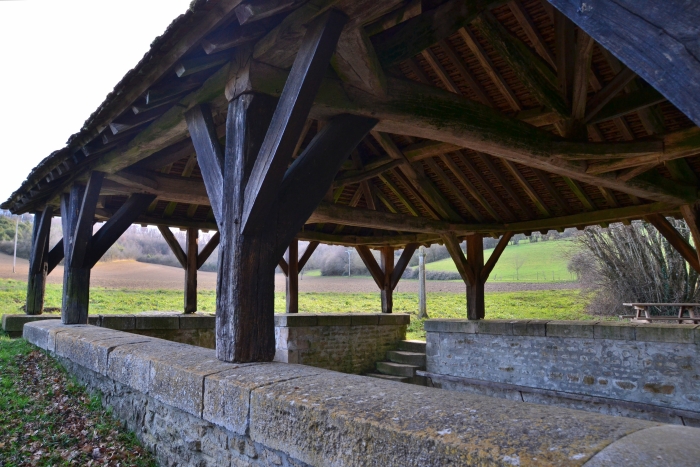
[0,0,192,205]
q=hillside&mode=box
[425,239,578,282]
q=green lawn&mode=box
[426,239,578,282]
[0,279,592,340]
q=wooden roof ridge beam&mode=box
[371,0,507,66]
[242,10,348,234]
[546,0,700,127]
[481,231,513,281]
[645,213,700,274]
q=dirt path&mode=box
[0,254,579,293]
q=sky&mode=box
[0,0,192,204]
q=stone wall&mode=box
[273,314,408,374]
[23,320,700,467]
[425,319,700,425]
[4,313,407,375]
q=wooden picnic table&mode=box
[622,303,700,324]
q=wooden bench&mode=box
[622,303,700,324]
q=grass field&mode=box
[426,239,578,282]
[0,279,593,340]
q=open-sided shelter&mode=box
[5,0,700,363]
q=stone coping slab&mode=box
[4,313,408,334]
[424,319,700,344]
[22,320,700,466]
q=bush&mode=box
[568,219,699,316]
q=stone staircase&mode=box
[366,340,427,385]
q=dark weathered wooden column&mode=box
[286,239,299,314]
[465,234,485,320]
[185,227,198,313]
[26,208,53,315]
[380,247,394,313]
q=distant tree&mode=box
[514,254,525,280]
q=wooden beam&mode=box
[235,0,303,25]
[242,10,348,234]
[286,239,299,313]
[589,86,666,124]
[26,208,53,315]
[87,194,156,268]
[372,131,464,222]
[158,225,187,269]
[276,114,378,257]
[646,213,700,274]
[458,27,520,111]
[476,153,533,218]
[508,0,556,68]
[184,105,224,225]
[278,257,289,276]
[424,158,485,222]
[501,161,551,216]
[299,230,440,247]
[298,241,319,270]
[438,155,502,222]
[546,0,700,127]
[390,243,418,290]
[584,68,637,122]
[422,47,462,95]
[185,227,198,313]
[365,0,422,36]
[680,203,700,267]
[473,12,567,116]
[333,160,403,188]
[570,31,595,122]
[70,172,104,269]
[47,240,64,274]
[555,9,575,106]
[562,177,596,211]
[532,169,572,214]
[333,25,389,96]
[442,232,475,285]
[201,20,270,55]
[481,232,513,281]
[197,232,220,269]
[371,0,506,66]
[437,39,494,107]
[356,245,384,289]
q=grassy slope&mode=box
[0,334,156,465]
[426,239,578,282]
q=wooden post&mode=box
[381,246,394,313]
[466,234,485,320]
[26,208,53,315]
[418,246,428,319]
[185,227,198,313]
[286,239,299,314]
[215,92,279,363]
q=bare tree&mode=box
[568,219,699,316]
[514,254,525,280]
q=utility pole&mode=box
[346,249,352,277]
[418,246,428,319]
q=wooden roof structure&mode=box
[5,0,700,246]
[8,0,700,361]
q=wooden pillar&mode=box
[26,208,53,315]
[466,234,485,320]
[216,93,279,362]
[286,239,299,314]
[680,203,700,267]
[418,246,428,319]
[380,247,394,313]
[185,228,198,313]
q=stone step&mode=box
[376,361,419,378]
[365,373,410,383]
[398,340,426,353]
[386,350,426,368]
